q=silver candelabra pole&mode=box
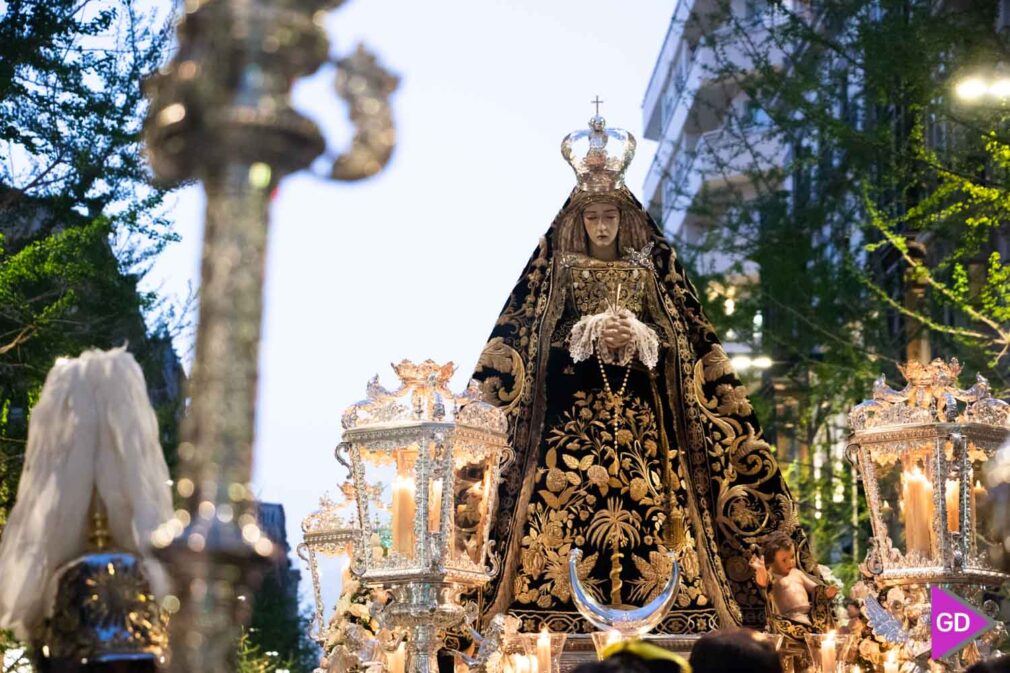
[143,1,397,672]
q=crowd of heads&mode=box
[571,629,782,673]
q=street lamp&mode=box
[952,68,1010,104]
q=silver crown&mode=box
[561,115,636,193]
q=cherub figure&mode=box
[749,533,837,625]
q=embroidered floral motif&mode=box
[514,389,706,612]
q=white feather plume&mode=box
[0,347,173,640]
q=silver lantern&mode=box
[338,360,511,673]
[847,358,1010,668]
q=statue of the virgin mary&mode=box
[471,114,818,635]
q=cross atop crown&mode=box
[591,95,604,116]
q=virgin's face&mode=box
[582,202,620,249]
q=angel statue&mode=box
[471,109,825,635]
[750,534,837,670]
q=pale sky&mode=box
[144,0,674,612]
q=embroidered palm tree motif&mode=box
[514,389,707,611]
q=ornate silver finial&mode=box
[561,108,636,193]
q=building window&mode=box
[735,97,772,128]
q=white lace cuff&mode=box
[568,308,659,370]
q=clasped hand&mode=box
[602,314,633,350]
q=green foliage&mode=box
[666,0,1010,567]
[0,0,182,520]
[248,567,321,673]
[238,629,274,673]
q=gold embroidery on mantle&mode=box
[512,388,707,613]
[561,254,647,316]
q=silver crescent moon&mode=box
[568,547,680,636]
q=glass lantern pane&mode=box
[359,444,420,561]
[872,446,939,562]
[452,458,492,564]
[969,445,998,569]
[873,457,905,555]
[899,451,936,561]
[390,446,419,560]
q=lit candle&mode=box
[512,654,529,673]
[536,629,552,673]
[946,478,960,532]
[819,631,836,673]
[883,649,899,673]
[972,480,987,536]
[392,476,416,554]
[340,557,352,586]
[387,643,406,673]
[529,656,539,673]
[605,630,621,647]
[902,466,934,557]
[428,479,443,532]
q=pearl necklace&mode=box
[596,353,631,452]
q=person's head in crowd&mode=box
[570,639,690,673]
[845,599,861,620]
[966,656,1010,673]
[689,629,781,673]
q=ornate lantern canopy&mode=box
[847,359,1010,667]
[299,482,362,644]
[338,360,510,673]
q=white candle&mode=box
[392,476,416,554]
[428,479,443,533]
[387,643,406,673]
[883,649,899,673]
[972,480,987,534]
[946,478,960,532]
[512,654,528,673]
[529,656,539,673]
[902,466,934,557]
[536,629,552,673]
[819,631,836,673]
